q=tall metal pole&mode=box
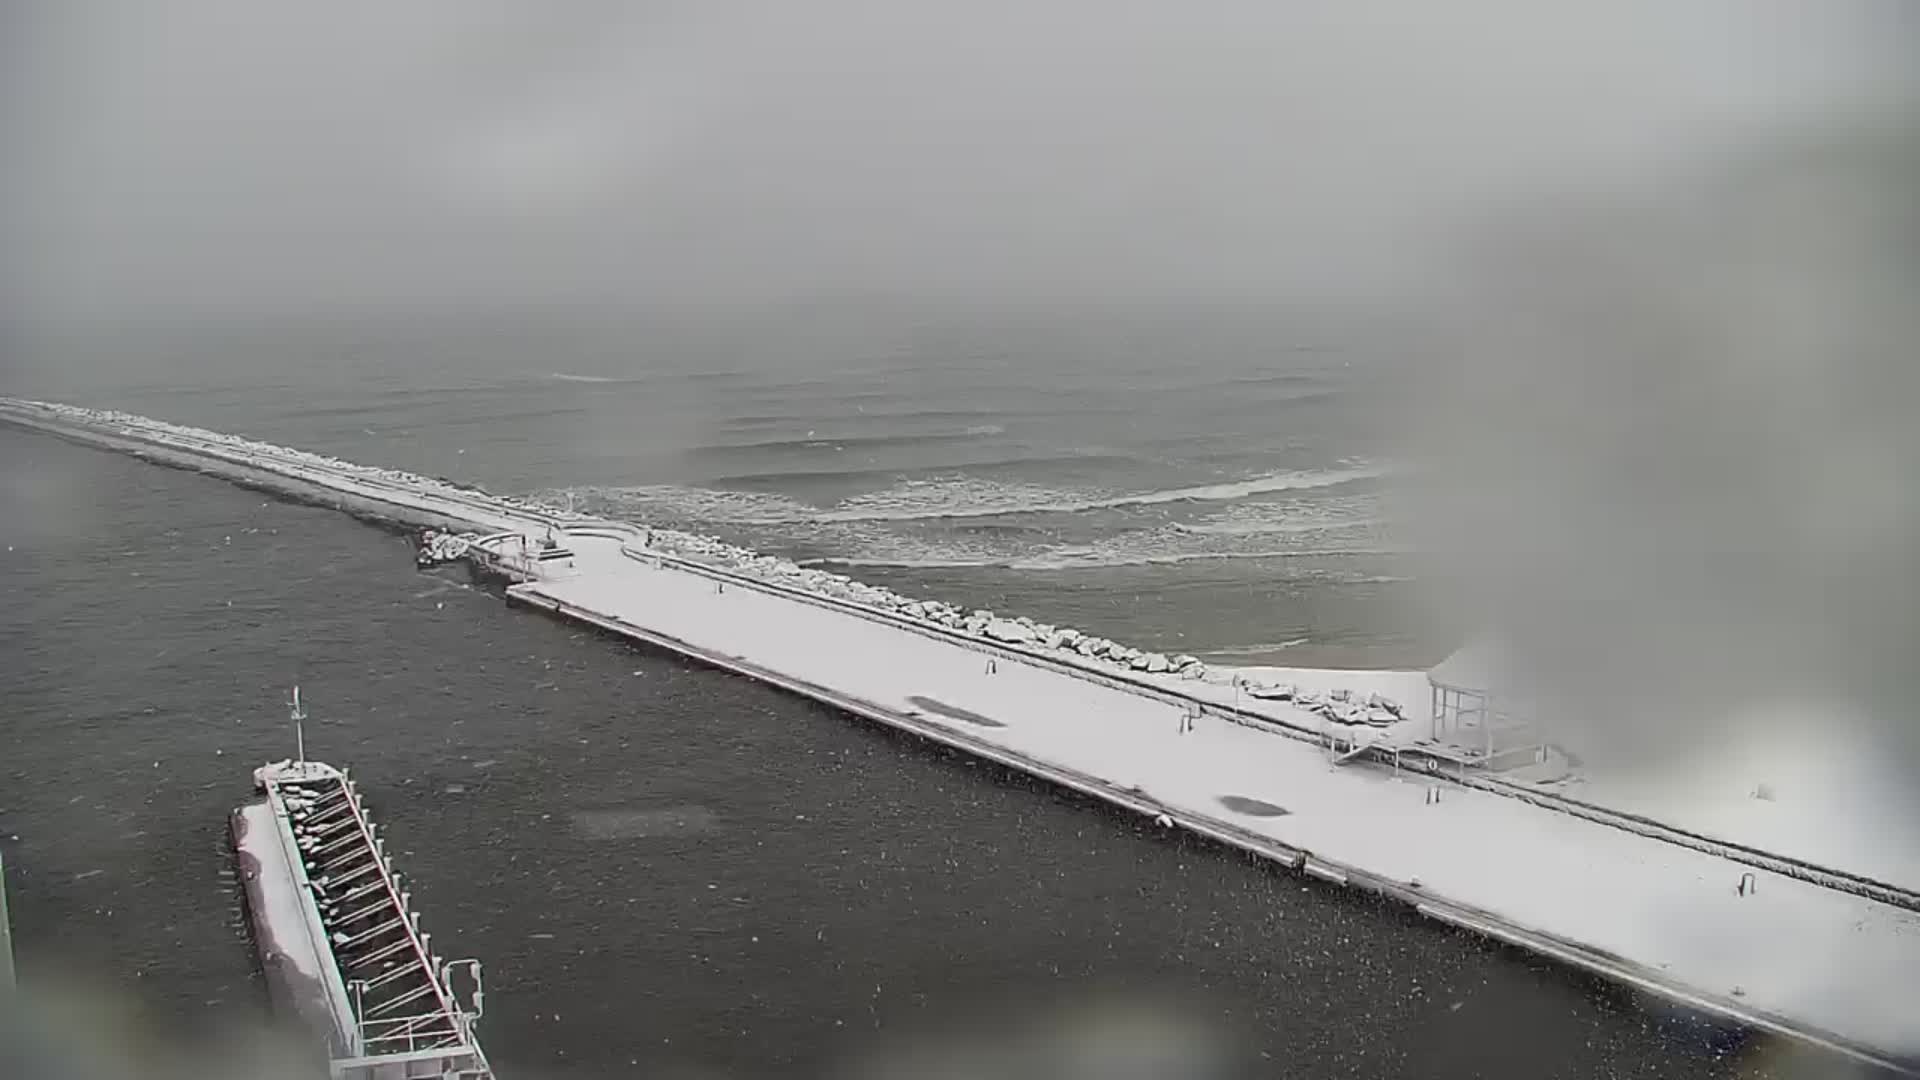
[0,848,15,990]
[291,686,307,764]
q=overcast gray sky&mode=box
[2,0,1909,323]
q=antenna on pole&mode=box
[289,686,307,763]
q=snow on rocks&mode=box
[633,520,1248,690]
[1228,677,1405,728]
[983,619,1036,644]
[416,530,475,566]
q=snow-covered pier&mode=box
[7,397,1917,1072]
[233,752,494,1080]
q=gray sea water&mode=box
[6,308,1435,669]
[0,312,1847,1077]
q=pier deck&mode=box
[513,532,1920,1069]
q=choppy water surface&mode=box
[0,417,1837,1076]
[7,310,1435,668]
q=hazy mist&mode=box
[7,0,1919,771]
[6,4,1920,1073]
[3,0,1907,325]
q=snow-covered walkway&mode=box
[517,534,1920,1066]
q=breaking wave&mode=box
[1202,639,1316,657]
[565,464,1386,526]
[1173,496,1386,537]
[542,463,1400,583]
[795,555,1004,570]
[682,427,1012,462]
[815,465,1387,524]
[565,484,813,525]
[802,547,1406,572]
[1008,548,1407,571]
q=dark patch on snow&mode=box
[1218,795,1291,818]
[906,695,1007,728]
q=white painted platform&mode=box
[7,396,1918,1071]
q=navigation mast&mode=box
[289,685,307,763]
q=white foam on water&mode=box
[818,465,1388,523]
[816,475,1088,524]
[557,484,816,525]
[1003,547,1408,572]
[1175,494,1386,537]
[1174,518,1386,537]
[1199,638,1316,657]
[558,463,1386,528]
[796,555,1002,570]
[541,467,1402,585]
[803,546,1407,573]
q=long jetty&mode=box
[5,396,1916,1073]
